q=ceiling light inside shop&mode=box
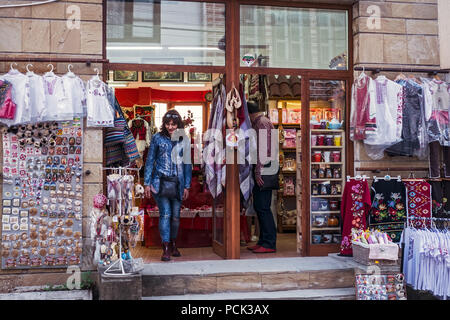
[168,47,220,51]
[106,46,163,50]
[159,83,205,87]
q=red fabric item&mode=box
[0,80,16,119]
[351,76,373,140]
[144,215,250,248]
[404,180,432,229]
[130,119,147,140]
[340,179,372,256]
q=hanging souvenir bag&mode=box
[0,80,16,120]
[104,112,126,147]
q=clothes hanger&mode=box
[394,67,407,81]
[91,67,101,86]
[8,62,18,74]
[44,64,55,78]
[66,64,76,78]
[26,63,34,77]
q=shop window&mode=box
[240,5,348,70]
[153,102,167,130]
[107,0,225,66]
[172,104,204,136]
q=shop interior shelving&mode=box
[270,99,301,233]
[308,95,345,256]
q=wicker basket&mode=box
[352,241,398,266]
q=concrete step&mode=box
[142,256,357,297]
[143,287,356,300]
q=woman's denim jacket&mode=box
[144,132,192,199]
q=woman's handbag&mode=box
[158,175,179,199]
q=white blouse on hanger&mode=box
[62,74,86,118]
[0,69,30,126]
[365,75,403,146]
[41,74,71,121]
[26,73,47,122]
[86,78,114,127]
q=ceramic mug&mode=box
[323,151,331,162]
[322,234,333,243]
[312,152,322,162]
[311,200,320,211]
[332,234,342,243]
[319,200,329,211]
[331,151,341,162]
[317,135,325,146]
[311,135,317,146]
[329,200,339,210]
[334,135,342,146]
[312,234,322,244]
[325,135,334,146]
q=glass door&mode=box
[308,79,346,256]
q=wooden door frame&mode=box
[103,0,354,259]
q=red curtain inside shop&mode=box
[115,87,210,107]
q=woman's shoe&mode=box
[171,240,181,257]
[161,242,171,261]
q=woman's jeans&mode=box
[153,193,182,243]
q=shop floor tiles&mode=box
[131,232,299,263]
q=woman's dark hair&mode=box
[160,109,184,137]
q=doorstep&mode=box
[141,256,358,297]
[142,255,358,276]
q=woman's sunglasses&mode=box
[165,114,180,119]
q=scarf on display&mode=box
[404,180,432,229]
[204,83,226,198]
[237,86,255,202]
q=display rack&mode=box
[102,166,140,276]
[270,99,301,233]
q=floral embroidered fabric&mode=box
[340,179,371,256]
[369,180,407,243]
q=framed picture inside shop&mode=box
[113,70,138,82]
[1,120,84,269]
[188,72,212,82]
[142,71,184,82]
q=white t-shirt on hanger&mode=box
[26,73,47,122]
[62,74,86,118]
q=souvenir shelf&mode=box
[270,100,301,233]
[308,80,346,257]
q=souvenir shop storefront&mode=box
[104,0,355,260]
[0,0,449,280]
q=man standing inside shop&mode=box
[247,100,278,253]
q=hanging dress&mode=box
[86,78,115,127]
[350,73,374,141]
[340,179,372,256]
[404,180,432,229]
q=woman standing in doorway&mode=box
[144,109,192,261]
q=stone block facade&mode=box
[0,0,104,279]
[352,0,443,177]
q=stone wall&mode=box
[352,0,442,178]
[0,0,104,281]
[438,0,450,69]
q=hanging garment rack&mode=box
[346,175,369,182]
[406,216,450,229]
[354,66,449,75]
[0,57,109,66]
